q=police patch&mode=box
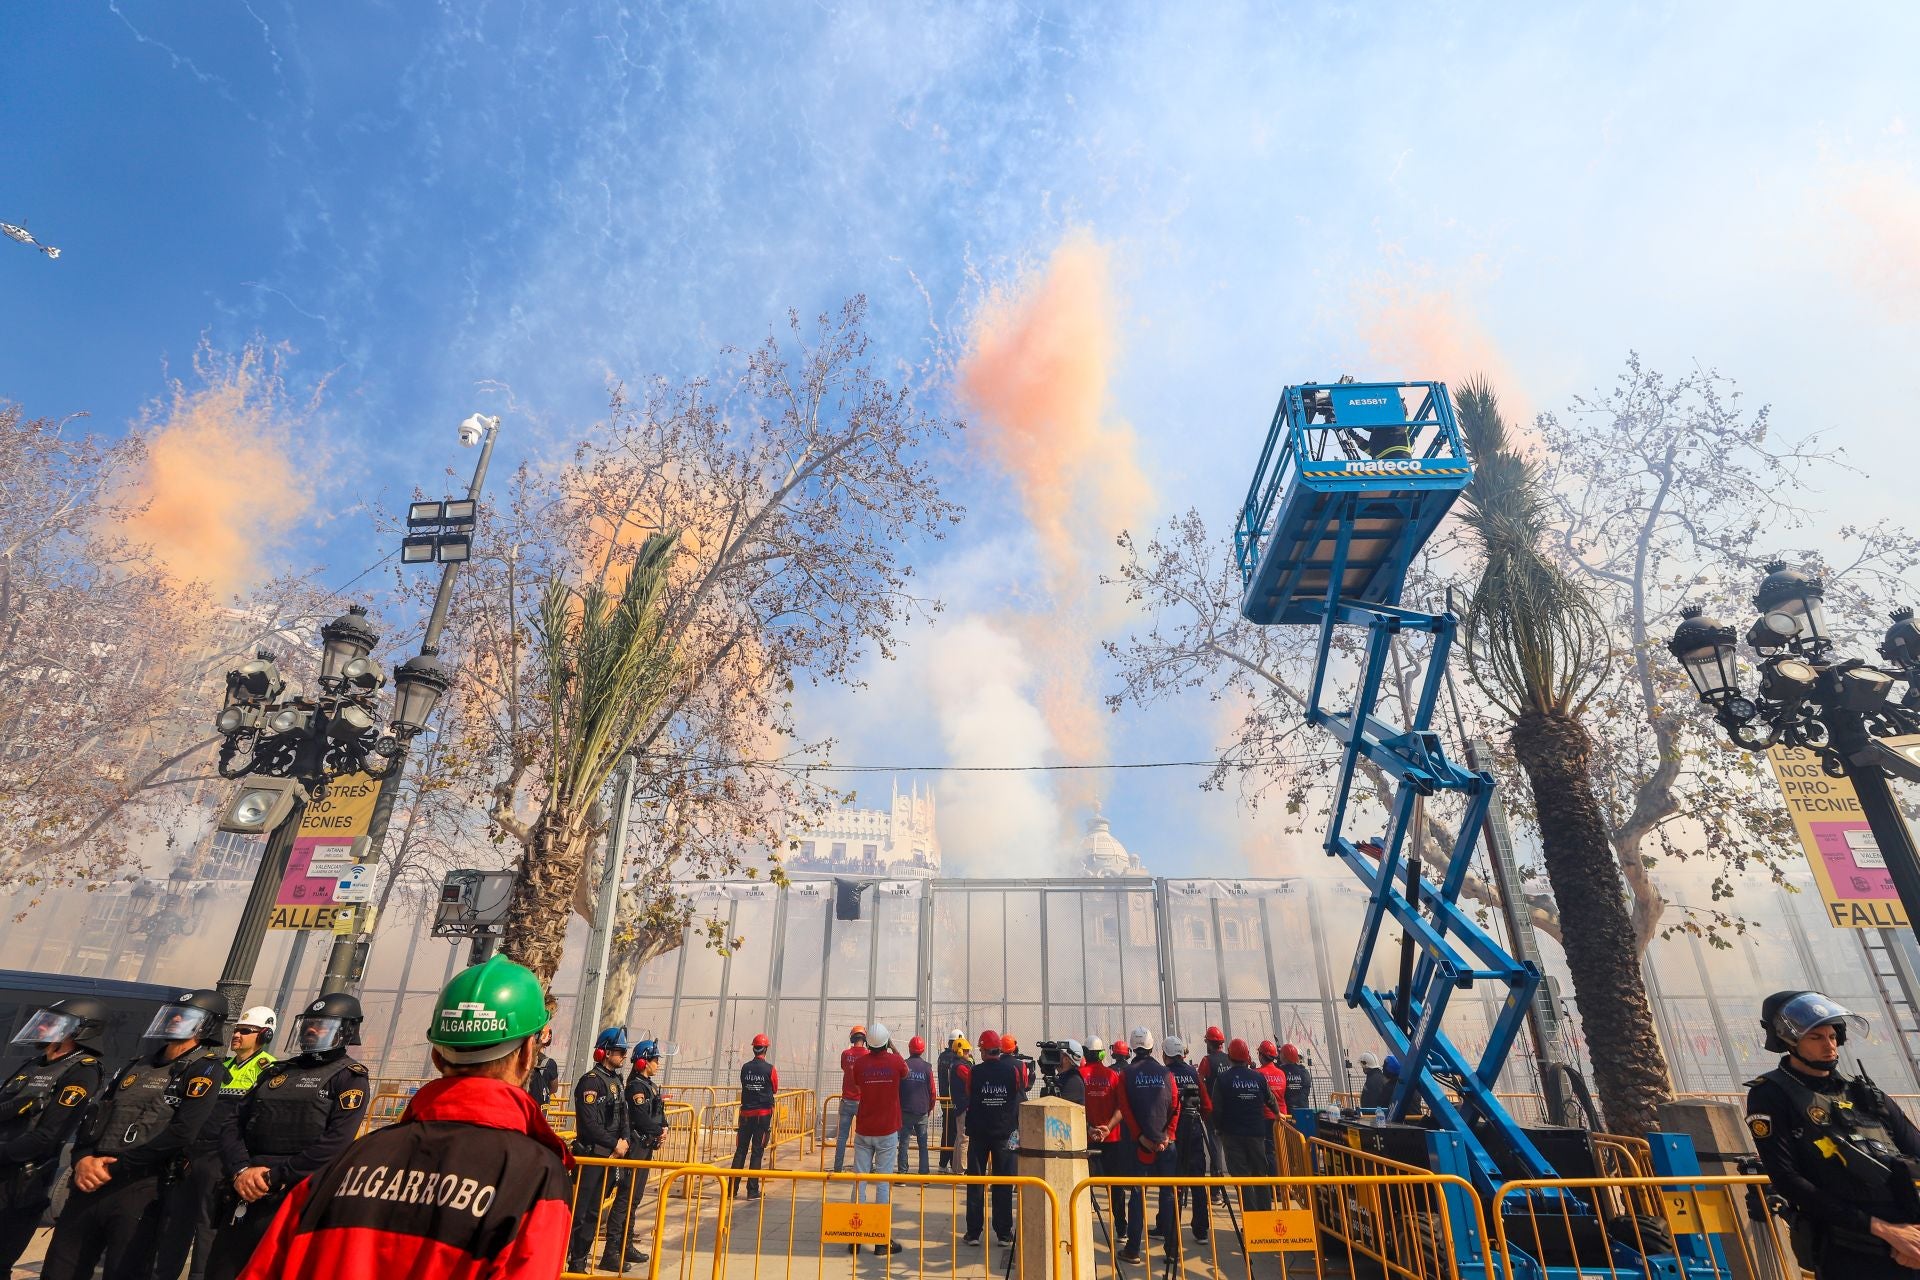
[58,1084,87,1107]
[1808,1105,1828,1125]
[186,1076,213,1098]
[1747,1114,1771,1139]
[121,1073,138,1089]
[582,1090,599,1104]
[268,1073,289,1089]
[339,1087,365,1111]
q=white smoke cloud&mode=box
[921,615,1076,877]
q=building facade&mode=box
[783,778,941,877]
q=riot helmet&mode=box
[1762,990,1867,1053]
[293,993,363,1055]
[11,996,107,1048]
[143,989,226,1044]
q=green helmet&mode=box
[428,954,551,1065]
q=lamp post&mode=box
[211,606,447,1016]
[319,412,502,997]
[1669,560,1920,933]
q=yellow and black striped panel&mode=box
[1299,466,1470,478]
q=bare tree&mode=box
[453,298,962,987]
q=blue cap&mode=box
[1382,1054,1401,1075]
[595,1027,629,1053]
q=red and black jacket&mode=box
[237,1075,573,1280]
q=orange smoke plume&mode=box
[1833,167,1920,322]
[958,232,1155,813]
[1356,269,1533,429]
[125,341,314,597]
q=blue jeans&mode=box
[897,1113,931,1173]
[852,1131,897,1204]
[833,1097,859,1171]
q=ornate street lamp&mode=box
[1669,561,1920,933]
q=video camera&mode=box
[1035,1041,1069,1098]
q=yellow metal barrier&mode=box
[1068,1171,1492,1280]
[697,1090,816,1165]
[560,1156,690,1280]
[1492,1174,1793,1280]
[663,1083,735,1111]
[355,1089,417,1137]
[653,1163,1063,1280]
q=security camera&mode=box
[458,414,494,447]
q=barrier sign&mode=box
[1661,1188,1733,1236]
[271,774,380,930]
[820,1203,891,1245]
[1242,1208,1316,1252]
[1765,747,1907,929]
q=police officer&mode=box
[568,1028,637,1274]
[619,1040,668,1262]
[0,998,106,1273]
[734,1034,777,1198]
[936,1030,963,1172]
[41,988,228,1280]
[1211,1039,1280,1212]
[1746,990,1920,1277]
[1355,1051,1388,1108]
[1114,1028,1180,1264]
[962,1029,1025,1248]
[1163,1036,1209,1245]
[205,994,369,1280]
[1278,1044,1313,1115]
[153,1005,278,1280]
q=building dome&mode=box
[1082,813,1141,877]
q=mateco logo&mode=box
[440,1000,508,1033]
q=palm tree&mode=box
[498,531,682,984]
[1454,378,1674,1137]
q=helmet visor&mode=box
[295,1016,346,1053]
[10,1010,81,1047]
[1776,993,1869,1042]
[145,1005,213,1042]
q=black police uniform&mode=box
[567,1061,635,1272]
[40,1043,227,1280]
[150,1048,271,1280]
[936,1045,960,1171]
[623,1066,667,1231]
[1747,1058,1920,1278]
[964,1053,1026,1243]
[0,1043,103,1271]
[202,1048,369,1280]
[526,1052,560,1108]
[1166,1057,1209,1241]
[1210,1063,1279,1212]
[734,1055,776,1196]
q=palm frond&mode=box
[1455,378,1611,717]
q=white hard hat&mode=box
[1358,1051,1380,1069]
[237,1007,279,1033]
[1164,1035,1186,1057]
[1086,1036,1106,1054]
[867,1023,892,1050]
[1129,1026,1154,1052]
[949,1028,963,1041]
[1063,1038,1084,1060]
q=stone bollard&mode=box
[1017,1096,1092,1280]
[1656,1099,1785,1280]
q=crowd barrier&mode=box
[697,1090,815,1163]
[817,1095,962,1171]
[1492,1173,1795,1280]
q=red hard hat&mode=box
[1227,1038,1252,1063]
[1258,1040,1279,1060]
[751,1033,770,1050]
[1205,1026,1225,1044]
[1280,1042,1300,1063]
[1003,1034,1018,1052]
[909,1036,926,1055]
[978,1029,1002,1052]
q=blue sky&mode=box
[6,2,1920,878]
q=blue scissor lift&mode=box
[1234,381,1721,1280]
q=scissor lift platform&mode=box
[1234,381,1472,626]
